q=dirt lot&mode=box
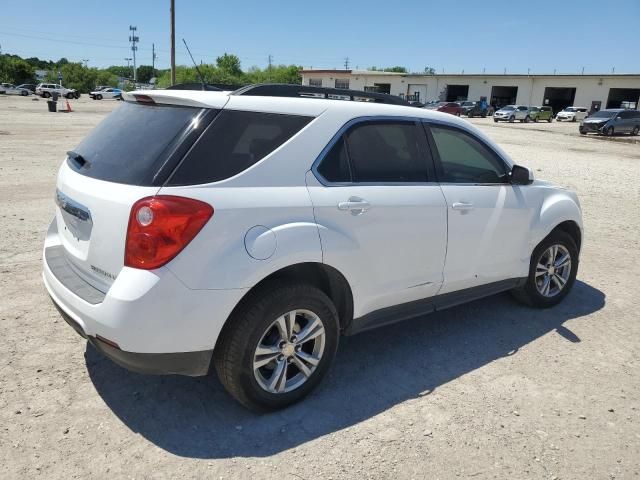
[1,94,639,479]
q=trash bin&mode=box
[47,100,57,112]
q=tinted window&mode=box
[169,110,312,185]
[430,126,507,184]
[70,102,205,186]
[344,122,428,183]
[316,138,351,183]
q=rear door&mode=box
[425,122,533,294]
[307,119,448,317]
[53,98,223,292]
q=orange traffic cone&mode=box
[66,99,72,112]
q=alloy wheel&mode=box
[253,309,326,394]
[535,244,571,298]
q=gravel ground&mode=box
[1,94,639,479]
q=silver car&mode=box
[0,83,31,96]
[493,105,531,123]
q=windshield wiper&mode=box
[67,150,89,168]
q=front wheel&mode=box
[605,126,614,136]
[96,94,102,100]
[214,283,339,411]
[511,230,578,308]
[509,116,515,123]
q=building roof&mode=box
[300,69,640,79]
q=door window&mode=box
[429,125,508,184]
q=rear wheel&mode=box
[632,126,639,136]
[547,116,553,123]
[42,92,51,98]
[66,93,74,99]
[21,90,28,96]
[524,115,531,123]
[511,230,578,308]
[214,283,339,411]
[534,116,538,123]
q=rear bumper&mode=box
[50,294,212,375]
[42,218,248,373]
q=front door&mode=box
[425,123,534,294]
[306,119,448,318]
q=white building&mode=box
[300,70,640,112]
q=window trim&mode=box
[423,121,511,185]
[311,116,437,186]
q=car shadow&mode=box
[86,280,604,459]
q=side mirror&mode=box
[510,164,533,185]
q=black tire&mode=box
[42,91,51,98]
[606,126,614,136]
[66,93,74,99]
[214,282,339,411]
[74,92,80,99]
[632,126,639,136]
[96,94,102,100]
[511,230,579,308]
[548,116,553,123]
[494,118,498,123]
[572,116,577,122]
[509,116,515,123]
[524,115,531,123]
[579,128,587,135]
[534,116,538,123]
[21,90,28,96]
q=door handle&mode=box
[452,202,474,211]
[338,197,371,215]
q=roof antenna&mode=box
[182,38,206,90]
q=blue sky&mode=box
[1,0,638,73]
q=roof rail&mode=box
[231,83,410,106]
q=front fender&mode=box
[530,191,583,254]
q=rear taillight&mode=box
[125,196,213,270]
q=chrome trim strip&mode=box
[55,189,92,223]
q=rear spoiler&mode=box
[122,90,230,109]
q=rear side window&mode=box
[429,125,507,184]
[69,102,205,186]
[168,110,312,185]
[346,122,428,182]
[315,121,430,183]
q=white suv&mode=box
[43,85,583,411]
[36,83,78,99]
[556,106,588,122]
[493,105,531,123]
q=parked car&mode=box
[494,105,531,123]
[529,106,553,123]
[426,101,463,116]
[579,109,640,136]
[0,83,31,96]
[459,101,476,114]
[556,107,588,122]
[16,83,37,93]
[89,88,123,100]
[36,83,79,99]
[94,85,113,92]
[43,85,583,411]
[465,101,495,118]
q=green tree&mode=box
[0,55,35,84]
[136,65,154,83]
[216,53,242,76]
[107,65,133,79]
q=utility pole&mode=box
[267,54,273,81]
[344,57,349,70]
[129,25,139,83]
[170,0,176,86]
[125,57,132,78]
[152,43,157,77]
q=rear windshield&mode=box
[167,110,312,185]
[68,102,206,185]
